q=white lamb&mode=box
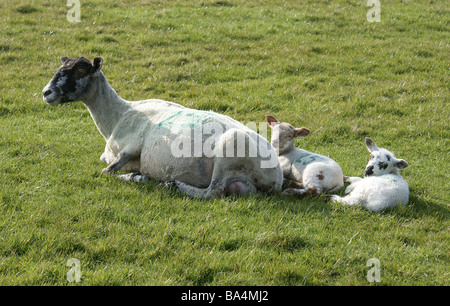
[266,115,344,196]
[330,137,409,212]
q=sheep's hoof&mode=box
[324,194,333,202]
[281,188,298,196]
[156,180,178,190]
[326,195,340,203]
[130,173,149,183]
[102,166,119,174]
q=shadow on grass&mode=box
[109,173,448,223]
[382,188,449,221]
[118,174,337,216]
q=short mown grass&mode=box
[0,0,448,285]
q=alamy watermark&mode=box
[366,258,381,282]
[67,0,81,23]
[66,1,379,24]
[367,0,381,22]
[169,120,278,168]
[67,258,81,283]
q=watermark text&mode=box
[366,258,381,282]
[67,258,81,283]
[67,0,81,23]
[367,0,381,22]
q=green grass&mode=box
[0,0,448,285]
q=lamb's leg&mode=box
[344,176,363,183]
[329,194,361,206]
[328,184,343,193]
[283,179,304,189]
[282,186,321,197]
[343,178,362,195]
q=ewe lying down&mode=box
[42,56,283,198]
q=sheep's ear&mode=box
[266,115,279,128]
[60,56,70,64]
[396,159,408,169]
[91,57,103,75]
[365,137,380,152]
[294,128,310,138]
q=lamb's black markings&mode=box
[378,161,388,170]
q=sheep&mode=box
[42,56,283,198]
[266,115,344,196]
[329,137,409,212]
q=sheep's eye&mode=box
[369,154,374,160]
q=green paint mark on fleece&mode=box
[157,110,221,129]
[295,153,327,166]
[157,111,185,127]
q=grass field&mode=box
[0,0,448,285]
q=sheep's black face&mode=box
[364,137,408,177]
[43,56,102,105]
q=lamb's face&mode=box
[271,122,297,152]
[364,137,408,177]
[266,115,310,154]
[364,149,397,176]
[43,56,102,105]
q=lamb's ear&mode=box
[60,56,70,64]
[395,159,408,170]
[294,127,310,138]
[91,57,103,75]
[365,137,380,153]
[266,115,279,128]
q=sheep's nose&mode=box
[364,165,374,177]
[43,89,52,97]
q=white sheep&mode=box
[42,56,283,198]
[266,115,344,196]
[329,137,409,212]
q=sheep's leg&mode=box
[343,177,362,195]
[163,181,218,198]
[283,179,304,189]
[328,184,343,193]
[102,151,136,174]
[161,179,257,198]
[344,184,355,195]
[282,186,321,197]
[329,194,360,206]
[114,172,150,184]
[101,150,150,183]
[344,176,362,184]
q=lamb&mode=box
[42,56,283,198]
[266,115,344,196]
[329,137,409,212]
